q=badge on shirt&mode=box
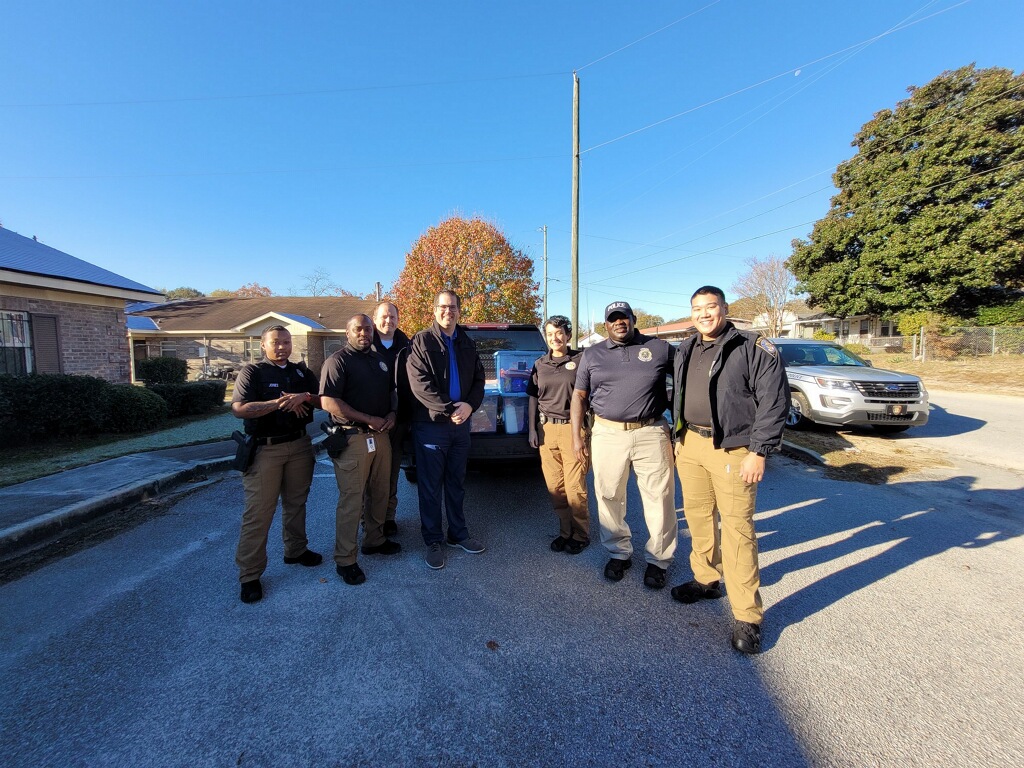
[565,361,577,370]
[638,348,653,362]
[367,436,376,453]
[295,369,304,378]
[379,361,388,372]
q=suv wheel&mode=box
[786,392,813,430]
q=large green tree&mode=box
[789,65,1024,318]
[391,216,540,332]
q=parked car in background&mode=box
[774,339,929,433]
[402,323,546,480]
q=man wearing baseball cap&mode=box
[570,301,677,588]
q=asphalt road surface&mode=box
[2,452,1022,767]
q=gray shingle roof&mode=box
[0,227,161,296]
[128,297,376,332]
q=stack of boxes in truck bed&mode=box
[496,351,535,434]
[470,350,536,435]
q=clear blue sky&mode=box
[2,1,1021,327]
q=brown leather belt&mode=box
[595,415,657,431]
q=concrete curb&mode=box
[0,455,234,561]
[1,434,330,562]
[780,438,826,465]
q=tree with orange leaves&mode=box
[234,282,274,298]
[391,216,540,332]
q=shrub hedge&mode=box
[0,373,110,441]
[0,372,206,444]
[102,385,169,432]
[148,381,227,417]
[137,356,188,384]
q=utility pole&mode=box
[538,225,548,322]
[375,282,382,302]
[570,71,580,349]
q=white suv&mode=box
[774,339,929,433]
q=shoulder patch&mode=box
[756,337,777,357]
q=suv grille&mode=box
[867,412,915,422]
[853,381,920,399]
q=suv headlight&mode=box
[814,377,856,390]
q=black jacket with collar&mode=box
[671,323,790,454]
[372,327,413,422]
[406,322,486,423]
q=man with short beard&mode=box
[320,314,400,586]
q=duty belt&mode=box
[255,430,306,446]
[685,423,714,439]
[595,415,657,431]
[540,413,570,425]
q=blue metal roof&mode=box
[275,312,327,330]
[0,227,162,296]
[126,315,160,331]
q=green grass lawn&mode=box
[1,407,239,488]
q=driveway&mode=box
[2,454,1021,766]
[901,389,1024,473]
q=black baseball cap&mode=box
[604,301,634,321]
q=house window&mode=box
[879,319,895,337]
[160,340,177,358]
[244,338,261,361]
[0,311,33,375]
[860,319,870,334]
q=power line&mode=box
[576,1,723,72]
[1,71,568,108]
[582,0,974,154]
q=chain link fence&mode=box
[915,326,1024,360]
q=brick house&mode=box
[0,227,163,382]
[126,297,377,381]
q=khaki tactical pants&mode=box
[590,417,677,567]
[538,421,590,542]
[236,436,315,583]
[330,431,391,566]
[675,430,763,624]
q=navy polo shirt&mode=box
[574,332,674,422]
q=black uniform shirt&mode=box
[574,332,675,422]
[527,350,583,420]
[233,359,318,438]
[682,337,718,427]
[319,343,394,426]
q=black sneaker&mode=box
[643,564,667,589]
[550,536,568,552]
[564,538,590,555]
[240,579,263,604]
[383,520,399,537]
[361,540,402,556]
[283,550,323,567]
[336,563,366,585]
[670,579,722,604]
[732,621,762,654]
[604,557,632,582]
